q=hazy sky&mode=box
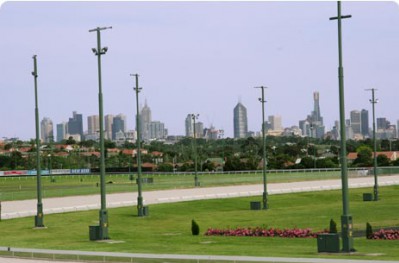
[1,1,398,140]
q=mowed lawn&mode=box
[0,186,398,261]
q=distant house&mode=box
[347,151,399,163]
[107,148,120,156]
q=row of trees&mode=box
[1,136,398,171]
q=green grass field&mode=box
[0,170,345,201]
[0,186,398,261]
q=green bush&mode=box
[366,222,373,239]
[191,219,200,236]
[329,219,337,233]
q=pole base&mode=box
[262,192,269,210]
[34,213,44,228]
[341,215,355,252]
[373,186,379,201]
[98,209,109,240]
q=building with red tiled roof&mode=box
[347,151,399,162]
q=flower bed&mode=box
[205,227,329,238]
[369,229,399,240]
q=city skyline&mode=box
[0,1,398,140]
[33,92,398,143]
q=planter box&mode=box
[317,233,340,253]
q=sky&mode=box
[0,1,398,140]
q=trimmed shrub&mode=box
[329,219,338,233]
[366,222,373,239]
[191,219,200,236]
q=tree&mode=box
[377,154,390,167]
[65,136,76,145]
[202,160,216,171]
[353,145,372,167]
[157,163,173,172]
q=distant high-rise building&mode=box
[302,91,325,139]
[361,109,369,137]
[112,114,126,140]
[268,115,282,131]
[149,121,166,140]
[67,111,83,139]
[195,121,204,138]
[233,102,248,139]
[56,122,67,142]
[185,114,202,138]
[87,115,100,135]
[397,120,399,139]
[299,120,310,137]
[104,114,113,140]
[311,91,323,124]
[40,117,53,143]
[139,100,152,141]
[377,117,389,130]
[350,110,361,135]
[185,114,194,137]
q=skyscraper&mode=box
[139,100,152,141]
[56,122,67,142]
[67,111,83,139]
[112,114,126,140]
[350,110,361,135]
[268,115,282,131]
[311,91,323,124]
[308,91,325,138]
[361,109,369,137]
[185,114,194,137]
[87,115,100,135]
[148,121,167,140]
[40,117,53,143]
[104,114,113,140]
[233,102,248,139]
[377,118,388,130]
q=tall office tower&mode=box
[299,120,309,137]
[68,111,83,139]
[311,91,323,124]
[360,109,369,137]
[377,118,388,130]
[40,117,53,143]
[331,120,340,140]
[149,121,166,140]
[195,122,204,138]
[350,110,361,135]
[112,114,126,140]
[87,115,100,135]
[233,102,248,139]
[139,100,152,141]
[397,120,399,138]
[56,122,67,142]
[104,114,114,140]
[268,115,282,131]
[185,114,194,137]
[308,91,325,138]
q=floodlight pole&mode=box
[131,73,145,216]
[32,55,44,228]
[329,1,354,252]
[89,26,112,240]
[192,114,200,187]
[255,86,268,209]
[366,88,378,201]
